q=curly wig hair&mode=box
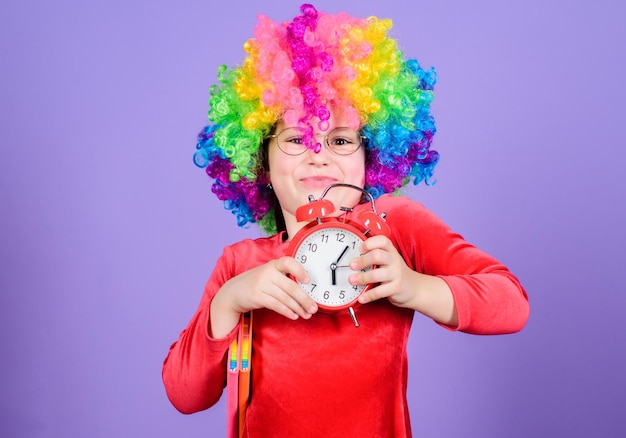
[193,3,439,234]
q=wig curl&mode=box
[194,3,439,234]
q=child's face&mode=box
[267,109,366,231]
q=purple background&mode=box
[1,0,624,436]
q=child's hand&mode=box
[348,235,458,326]
[348,235,419,308]
[211,257,319,338]
[230,256,318,318]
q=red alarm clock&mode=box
[286,183,391,327]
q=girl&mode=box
[163,4,529,437]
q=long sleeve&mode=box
[162,236,288,415]
[378,195,530,335]
[162,247,239,414]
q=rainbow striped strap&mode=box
[227,312,253,438]
[228,312,253,371]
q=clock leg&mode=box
[348,307,360,328]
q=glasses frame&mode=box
[268,127,367,156]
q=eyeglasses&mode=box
[268,127,365,156]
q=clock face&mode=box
[292,224,371,309]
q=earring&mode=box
[267,182,273,190]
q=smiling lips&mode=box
[300,176,337,188]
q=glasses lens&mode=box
[326,128,362,155]
[277,128,307,155]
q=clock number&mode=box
[335,232,345,242]
[339,290,345,300]
[352,285,359,291]
[311,283,317,292]
[323,290,330,300]
[300,254,308,264]
[307,243,318,252]
[319,234,329,243]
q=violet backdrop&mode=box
[1,0,624,437]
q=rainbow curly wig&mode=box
[194,4,439,234]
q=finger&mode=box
[262,295,303,320]
[275,256,310,284]
[275,257,318,314]
[357,283,391,304]
[349,264,390,287]
[256,280,310,320]
[249,258,315,319]
[273,273,318,315]
[350,248,390,272]
[358,235,393,254]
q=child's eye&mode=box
[330,137,352,146]
[286,136,305,145]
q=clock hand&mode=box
[334,245,350,265]
[330,245,350,286]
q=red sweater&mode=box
[162,195,529,437]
